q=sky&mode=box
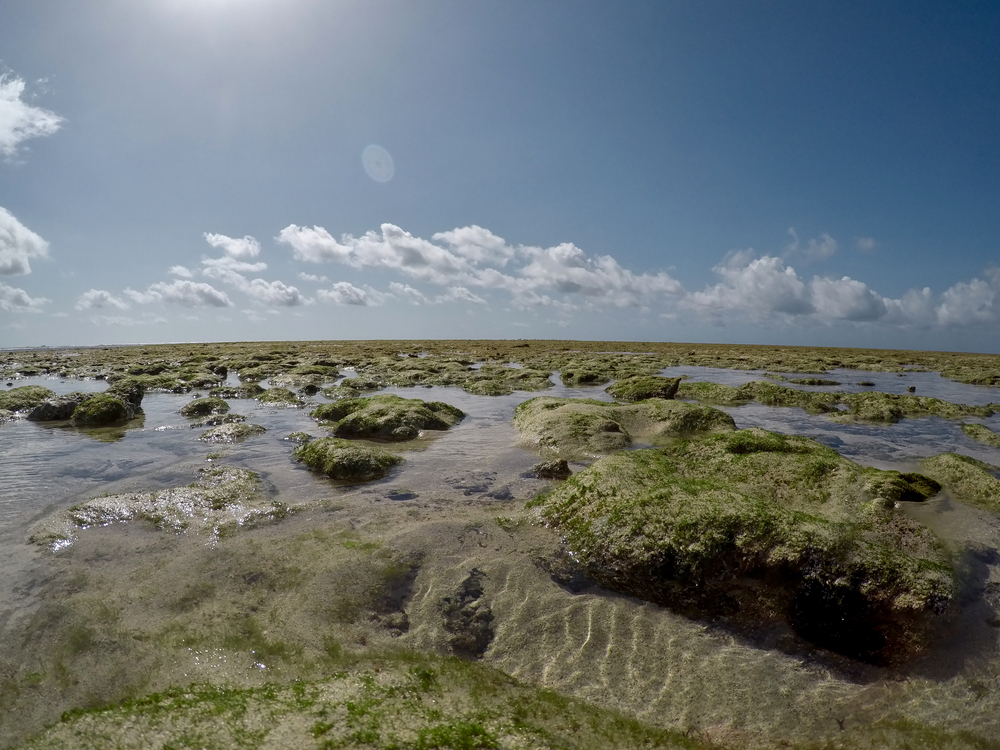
[1,0,999,352]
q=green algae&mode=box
[0,385,55,413]
[529,429,952,664]
[513,396,735,460]
[920,453,1000,513]
[210,383,265,399]
[311,394,465,442]
[294,437,403,481]
[69,394,129,426]
[15,656,705,750]
[606,375,681,402]
[27,466,285,549]
[960,423,1000,448]
[179,396,231,417]
[788,378,841,386]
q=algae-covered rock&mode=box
[179,396,231,417]
[606,376,681,402]
[960,423,1000,448]
[209,383,265,399]
[921,453,1000,512]
[28,465,285,549]
[560,369,610,387]
[188,413,245,428]
[293,436,403,481]
[530,429,952,664]
[71,394,130,426]
[835,392,994,424]
[676,380,747,405]
[532,459,571,479]
[311,394,465,442]
[513,396,735,460]
[27,392,91,421]
[0,385,55,413]
[788,377,841,386]
[198,423,267,443]
[258,387,304,407]
[283,431,314,445]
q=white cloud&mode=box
[436,286,487,305]
[0,206,49,276]
[203,232,261,260]
[785,228,837,261]
[169,265,194,278]
[127,280,232,307]
[243,279,311,307]
[91,313,168,327]
[690,253,813,316]
[936,277,997,326]
[388,281,429,304]
[318,282,388,306]
[297,272,328,283]
[0,75,63,159]
[75,289,130,311]
[432,225,516,266]
[0,281,49,312]
[809,276,886,322]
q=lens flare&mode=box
[362,144,394,182]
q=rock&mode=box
[210,383,265,399]
[258,387,304,407]
[606,375,681,401]
[71,394,130,426]
[311,394,465,442]
[442,569,494,658]
[532,459,571,479]
[179,396,231,417]
[961,423,1000,448]
[188,413,245,428]
[529,429,954,665]
[283,431,314,445]
[27,392,91,421]
[293,437,402,481]
[921,453,1000,513]
[0,385,56,413]
[198,423,267,443]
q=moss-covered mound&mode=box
[0,385,55,413]
[294,437,403,481]
[198,423,267,443]
[530,429,953,664]
[70,394,130,425]
[921,453,1000,513]
[311,395,465,442]
[513,397,735,460]
[835,392,994,423]
[179,396,231,417]
[16,657,700,750]
[28,466,284,549]
[606,375,681,402]
[188,413,245,428]
[258,387,304,407]
[960,423,1000,448]
[788,377,841,386]
[26,392,91,421]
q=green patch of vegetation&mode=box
[921,453,1000,513]
[70,394,130,426]
[311,394,465,442]
[531,430,953,664]
[788,378,841,386]
[294,437,403,481]
[513,396,734,460]
[197,423,267,443]
[258,387,304,407]
[210,383,265,399]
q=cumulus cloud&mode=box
[75,289,130,311]
[297,272,328,283]
[0,281,49,312]
[389,281,429,305]
[278,223,682,309]
[91,313,168,327]
[936,277,996,326]
[690,253,813,316]
[318,282,388,306]
[809,276,886,321]
[0,206,49,276]
[437,286,487,305]
[0,75,63,159]
[203,232,261,260]
[169,265,193,278]
[126,280,232,307]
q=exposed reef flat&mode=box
[530,429,951,665]
[311,394,465,442]
[27,466,287,549]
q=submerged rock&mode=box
[293,436,402,481]
[513,396,735,460]
[188,413,245,428]
[198,422,267,443]
[209,383,265,399]
[442,569,494,658]
[606,375,681,402]
[530,429,953,665]
[28,465,286,549]
[532,459,571,479]
[179,396,231,417]
[311,394,465,441]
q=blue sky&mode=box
[1,0,999,351]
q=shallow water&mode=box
[3,367,1000,748]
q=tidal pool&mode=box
[2,362,1000,749]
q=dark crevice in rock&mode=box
[442,568,494,658]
